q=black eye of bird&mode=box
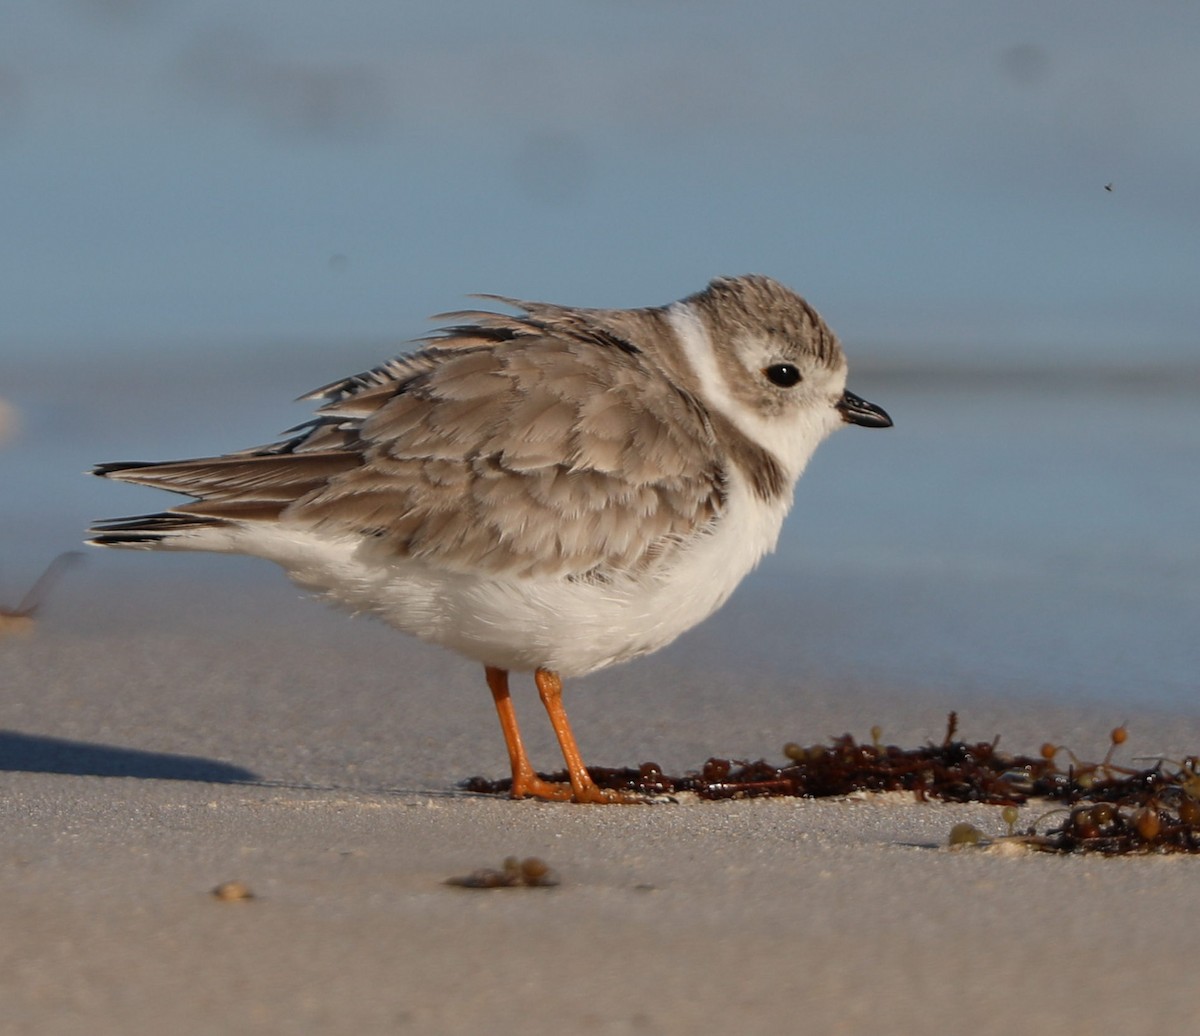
[764,363,802,388]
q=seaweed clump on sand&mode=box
[464,713,1200,855]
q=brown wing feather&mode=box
[291,333,726,578]
[96,453,358,502]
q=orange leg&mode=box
[533,668,634,804]
[484,666,571,801]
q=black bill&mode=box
[837,389,892,428]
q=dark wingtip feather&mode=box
[92,461,156,479]
[87,533,164,547]
[87,512,221,548]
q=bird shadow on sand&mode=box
[0,729,260,783]
[0,729,482,798]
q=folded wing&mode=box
[92,315,727,580]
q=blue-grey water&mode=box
[3,350,1198,710]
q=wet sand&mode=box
[3,571,1199,1035]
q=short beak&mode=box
[837,389,892,428]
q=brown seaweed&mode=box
[465,714,1200,855]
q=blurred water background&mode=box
[2,2,1197,709]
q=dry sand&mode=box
[3,568,1199,1035]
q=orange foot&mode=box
[509,773,573,801]
[509,770,642,804]
[485,665,645,805]
[567,783,643,805]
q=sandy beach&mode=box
[4,570,1199,1036]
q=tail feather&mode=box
[90,451,361,550]
[88,512,223,547]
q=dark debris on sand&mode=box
[465,713,1200,855]
[445,856,560,889]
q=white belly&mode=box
[264,470,793,677]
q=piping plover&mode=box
[90,275,891,802]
